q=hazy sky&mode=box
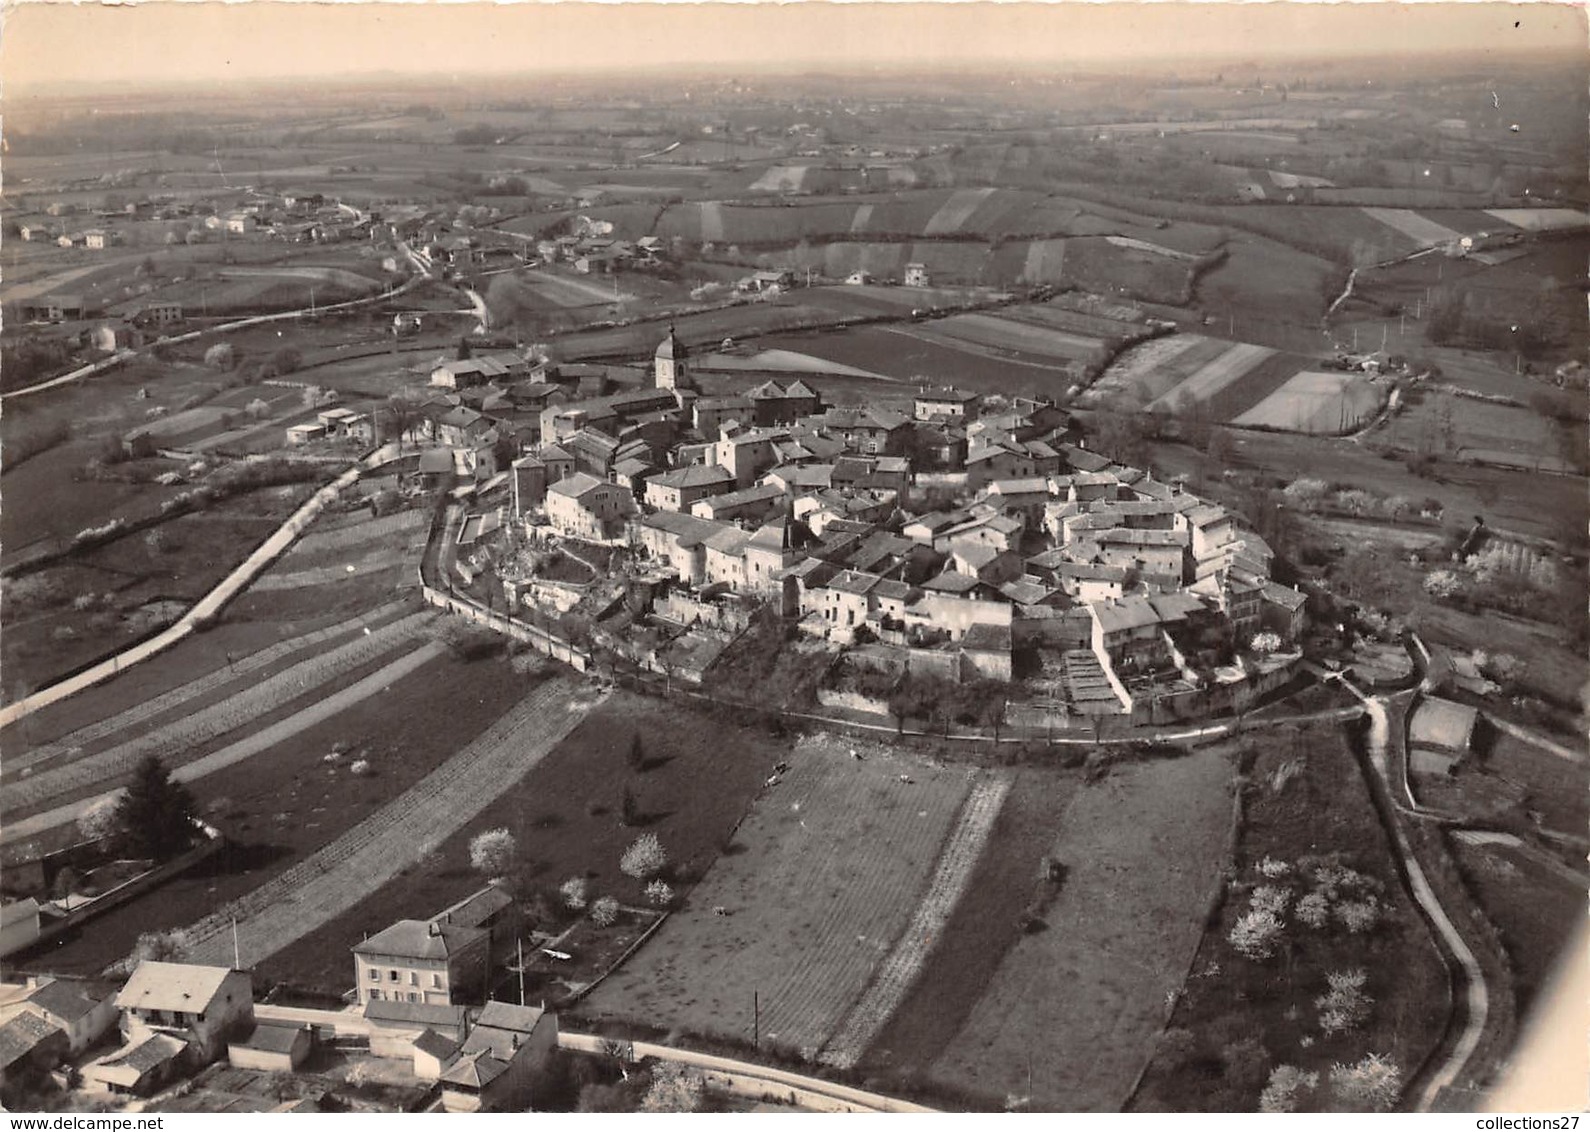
[4,1,1584,93]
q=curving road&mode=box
[1327,670,1490,1111]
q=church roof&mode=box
[655,327,687,360]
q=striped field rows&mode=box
[6,600,416,776]
[0,643,447,848]
[3,611,437,817]
[817,772,1011,1069]
[178,677,596,969]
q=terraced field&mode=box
[4,600,416,778]
[177,677,597,969]
[1,610,437,821]
[582,735,977,1060]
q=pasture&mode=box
[929,747,1234,1111]
[580,734,983,1061]
[262,690,791,995]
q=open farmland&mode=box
[259,690,790,994]
[1234,369,1384,434]
[1089,334,1361,432]
[176,677,598,970]
[929,747,1233,1111]
[581,735,988,1061]
[756,325,1076,400]
[16,652,545,976]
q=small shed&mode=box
[1409,697,1480,752]
[227,1023,313,1072]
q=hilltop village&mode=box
[431,327,1307,725]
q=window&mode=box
[389,970,399,981]
[369,968,380,982]
[369,990,381,1001]
[409,972,418,985]
[408,993,419,1004]
[432,974,444,988]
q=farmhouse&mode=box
[17,977,118,1055]
[914,386,981,423]
[904,262,930,287]
[439,1003,559,1113]
[354,920,490,1009]
[113,962,254,1063]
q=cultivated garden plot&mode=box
[581,735,977,1060]
[931,748,1234,1111]
[922,187,1000,235]
[1087,335,1234,405]
[1480,208,1589,233]
[1146,342,1276,411]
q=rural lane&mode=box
[177,677,602,969]
[1331,674,1490,1111]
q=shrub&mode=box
[469,828,516,879]
[1260,1066,1320,1113]
[1317,968,1372,1034]
[268,346,304,375]
[78,794,124,841]
[1329,1053,1402,1112]
[1221,1036,1271,1095]
[1248,884,1291,919]
[1257,856,1291,879]
[560,877,588,911]
[620,833,667,880]
[204,342,236,370]
[1336,897,1380,933]
[644,879,674,908]
[1295,892,1331,928]
[349,758,373,777]
[590,895,620,927]
[1229,910,1283,959]
[1250,631,1283,655]
[1422,569,1463,599]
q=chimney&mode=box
[428,922,442,937]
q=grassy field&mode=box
[1130,722,1449,1112]
[580,733,977,1061]
[929,747,1234,1111]
[1447,838,1585,1025]
[261,690,790,996]
[858,765,1082,1098]
[756,325,1075,401]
